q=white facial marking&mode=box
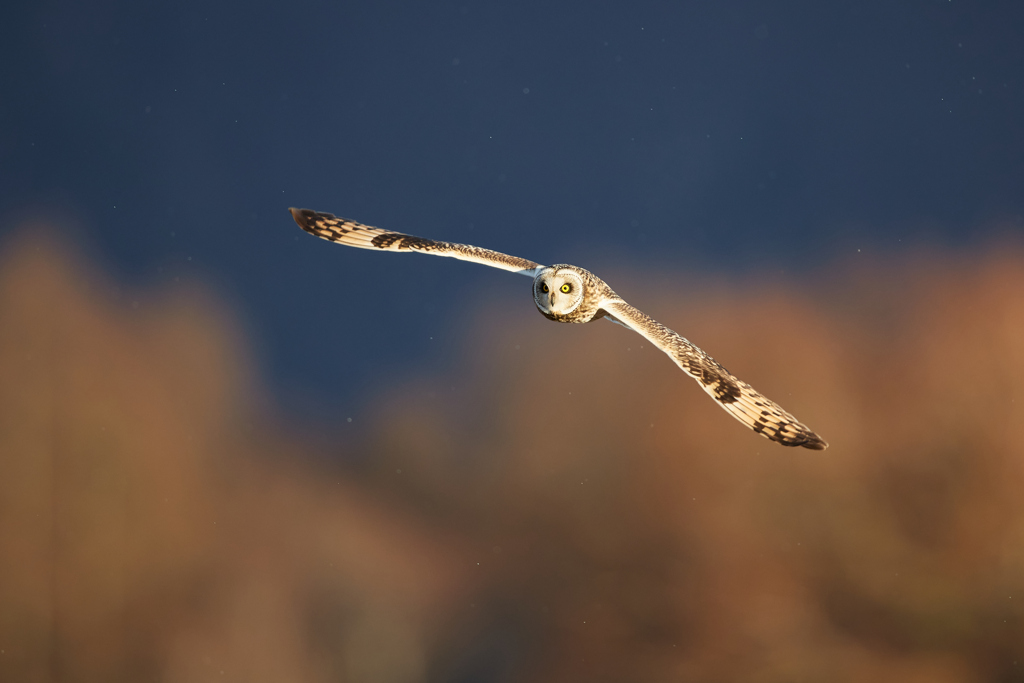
[534,267,584,316]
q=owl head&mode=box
[533,265,586,319]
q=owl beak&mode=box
[548,291,556,306]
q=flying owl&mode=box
[290,208,827,450]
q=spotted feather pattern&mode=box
[290,208,541,277]
[602,301,827,450]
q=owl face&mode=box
[533,267,585,317]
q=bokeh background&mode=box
[2,1,1024,681]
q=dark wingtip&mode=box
[802,435,828,451]
[289,207,315,230]
[289,207,336,237]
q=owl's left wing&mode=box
[290,208,542,277]
[601,299,827,450]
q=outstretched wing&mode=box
[290,208,543,277]
[601,300,827,450]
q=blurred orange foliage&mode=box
[1,225,1022,682]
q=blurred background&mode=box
[2,1,1024,681]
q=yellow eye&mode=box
[541,283,549,293]
[560,283,571,293]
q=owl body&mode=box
[290,207,828,450]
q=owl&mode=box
[290,208,827,450]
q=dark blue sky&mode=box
[3,0,1022,418]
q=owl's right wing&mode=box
[290,208,543,278]
[601,299,827,450]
